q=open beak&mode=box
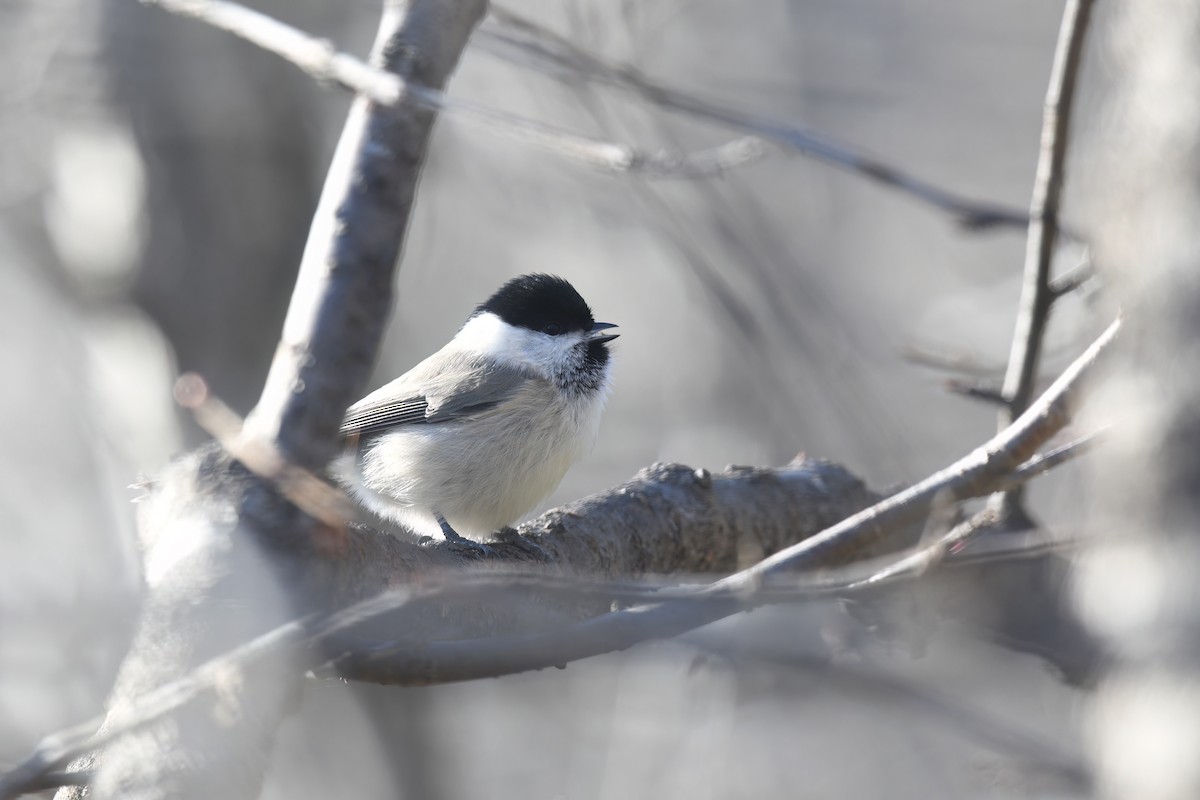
[588,321,619,344]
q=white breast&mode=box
[343,379,609,540]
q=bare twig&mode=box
[174,373,355,530]
[1048,251,1095,297]
[482,4,1033,230]
[903,346,1006,380]
[945,379,1009,407]
[992,0,1096,515]
[335,319,1120,685]
[995,427,1108,492]
[139,0,767,178]
[710,318,1115,573]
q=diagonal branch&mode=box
[140,0,768,178]
[991,0,1096,516]
[482,3,1034,230]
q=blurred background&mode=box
[2,0,1119,797]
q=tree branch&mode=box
[334,319,1119,685]
[991,0,1096,515]
[141,0,769,178]
[995,426,1107,492]
[481,4,1035,230]
[2,426,1110,800]
[945,379,1010,407]
[1048,250,1095,297]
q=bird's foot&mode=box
[435,514,493,557]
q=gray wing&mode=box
[340,351,537,438]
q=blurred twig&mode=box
[1048,250,1095,298]
[945,379,1009,407]
[995,427,1107,492]
[174,372,355,531]
[903,345,1006,380]
[139,0,767,178]
[991,0,1096,516]
[481,4,1034,230]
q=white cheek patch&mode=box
[451,312,584,376]
[453,313,510,355]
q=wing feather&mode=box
[340,351,537,438]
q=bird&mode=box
[336,273,618,548]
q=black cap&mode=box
[475,274,595,337]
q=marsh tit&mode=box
[337,274,618,546]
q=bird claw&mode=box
[445,534,493,557]
[435,514,493,557]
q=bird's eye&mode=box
[543,322,561,335]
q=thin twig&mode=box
[902,346,1006,380]
[994,426,1108,493]
[174,373,355,530]
[335,319,1120,685]
[713,319,1116,573]
[139,0,767,178]
[482,4,1033,230]
[945,379,1009,407]
[140,0,1041,217]
[436,93,769,176]
[851,509,1011,590]
[1048,251,1095,297]
[992,0,1096,514]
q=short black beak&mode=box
[588,321,619,344]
